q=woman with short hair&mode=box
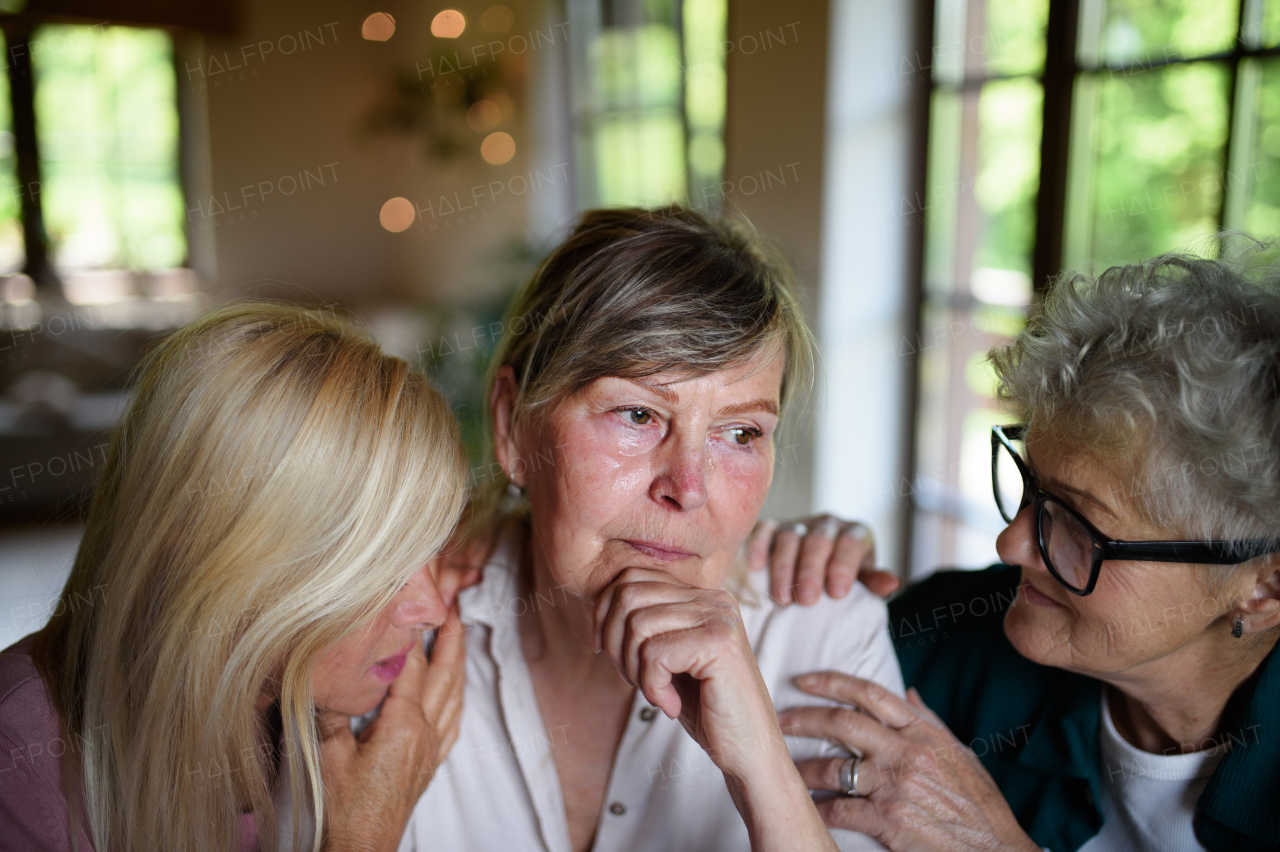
[781,246,1280,852]
[399,207,902,852]
[0,303,469,852]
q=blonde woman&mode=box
[0,303,468,852]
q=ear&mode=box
[1238,556,1280,635]
[490,365,524,487]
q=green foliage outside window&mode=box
[1070,63,1230,267]
[0,31,21,273]
[33,25,185,273]
[585,0,726,209]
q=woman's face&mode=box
[311,565,447,716]
[499,351,783,601]
[997,432,1252,680]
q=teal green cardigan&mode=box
[889,565,1279,852]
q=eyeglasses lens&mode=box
[1041,500,1094,590]
[994,437,1027,523]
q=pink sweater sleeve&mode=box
[0,638,259,852]
[0,726,76,852]
[0,638,89,852]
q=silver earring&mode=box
[506,482,523,500]
[1232,615,1244,639]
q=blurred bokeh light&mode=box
[361,13,396,42]
[481,132,516,164]
[379,197,416,232]
[431,10,466,39]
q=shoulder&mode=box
[740,570,902,694]
[889,563,1023,626]
[0,637,78,852]
[0,637,62,756]
[741,568,889,647]
[888,566,1076,737]
[888,565,1023,676]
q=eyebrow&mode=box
[720,398,779,417]
[1025,445,1118,519]
[1043,476,1118,519]
[629,378,679,405]
[623,380,778,417]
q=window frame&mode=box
[1033,0,1280,290]
[0,19,190,289]
[902,0,1280,575]
[565,0,726,211]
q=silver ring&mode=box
[780,521,809,536]
[839,755,864,798]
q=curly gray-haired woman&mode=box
[777,244,1280,852]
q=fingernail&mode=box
[593,633,602,654]
[846,523,871,541]
[795,674,817,688]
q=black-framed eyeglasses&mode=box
[991,424,1279,596]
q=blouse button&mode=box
[609,802,626,816]
[639,707,657,722]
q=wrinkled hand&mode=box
[592,567,780,775]
[319,607,466,852]
[779,673,1039,852]
[593,568,838,852]
[747,515,899,605]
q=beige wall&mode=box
[186,0,544,307]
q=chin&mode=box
[354,684,391,716]
[1003,604,1068,669]
[325,683,390,718]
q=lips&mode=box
[623,540,697,562]
[1020,577,1066,608]
[370,638,417,683]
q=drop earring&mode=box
[1232,615,1244,639]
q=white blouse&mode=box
[397,533,902,852]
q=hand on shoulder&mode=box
[747,515,900,605]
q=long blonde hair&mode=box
[34,301,467,852]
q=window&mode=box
[35,25,185,275]
[0,23,188,318]
[910,0,1280,577]
[911,0,1049,575]
[0,31,17,274]
[1064,0,1272,268]
[567,0,727,209]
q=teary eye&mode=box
[727,427,762,446]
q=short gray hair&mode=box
[990,239,1280,545]
[491,206,814,424]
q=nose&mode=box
[995,504,1047,574]
[649,430,709,512]
[391,565,448,628]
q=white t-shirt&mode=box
[397,532,903,852]
[1079,691,1227,852]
